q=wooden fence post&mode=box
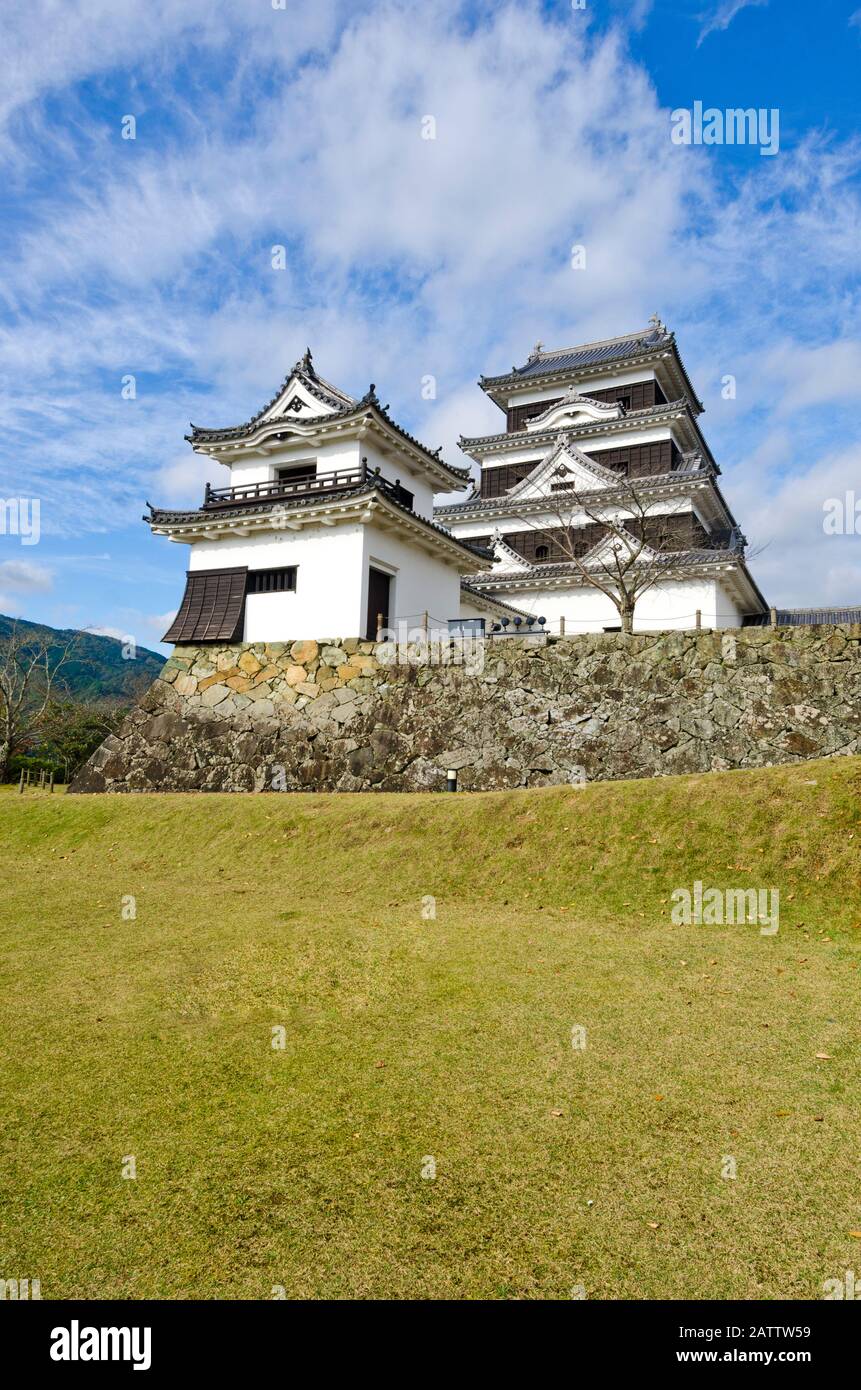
[49,772,55,793]
[18,769,24,794]
[695,609,702,630]
[559,616,566,636]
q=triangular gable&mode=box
[504,438,624,502]
[259,359,353,424]
[491,533,532,571]
[525,391,625,433]
[578,529,661,570]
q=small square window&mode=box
[276,461,317,483]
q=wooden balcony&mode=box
[202,463,414,513]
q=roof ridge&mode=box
[146,482,488,560]
[527,326,667,361]
[458,398,689,446]
[187,352,354,440]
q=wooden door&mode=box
[366,567,391,640]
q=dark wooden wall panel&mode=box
[479,462,539,497]
[497,512,711,565]
[480,439,680,496]
[505,378,666,433]
[584,439,679,478]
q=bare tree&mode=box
[510,474,746,634]
[0,623,78,782]
[38,695,127,783]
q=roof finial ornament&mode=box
[530,339,545,359]
[301,346,313,372]
[649,313,667,335]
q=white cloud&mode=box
[721,438,861,607]
[0,560,54,592]
[0,0,344,145]
[760,341,861,415]
[697,0,768,46]
[0,0,859,617]
[619,0,655,28]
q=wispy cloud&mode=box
[0,560,54,592]
[0,0,859,626]
[697,0,768,46]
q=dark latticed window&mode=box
[276,461,316,483]
[247,567,297,594]
[535,544,550,561]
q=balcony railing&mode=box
[202,463,414,512]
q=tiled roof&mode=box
[458,400,696,450]
[522,330,668,378]
[479,326,673,388]
[478,321,704,416]
[188,377,470,484]
[742,607,861,627]
[187,351,354,442]
[463,546,746,586]
[459,580,535,620]
[435,459,713,517]
[145,484,493,562]
[189,395,355,444]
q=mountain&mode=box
[0,613,165,703]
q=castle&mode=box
[146,321,769,643]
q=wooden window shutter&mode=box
[162,567,248,643]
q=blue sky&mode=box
[1,0,860,652]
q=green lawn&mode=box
[1,758,860,1300]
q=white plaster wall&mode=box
[226,439,359,489]
[475,577,744,634]
[185,519,467,640]
[458,597,491,622]
[219,455,272,487]
[360,522,463,628]
[360,440,436,519]
[188,525,367,640]
[222,437,441,520]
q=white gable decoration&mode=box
[491,533,532,571]
[577,529,660,571]
[525,391,625,433]
[504,438,625,502]
[259,376,341,423]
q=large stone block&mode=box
[68,627,861,793]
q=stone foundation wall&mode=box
[70,625,861,793]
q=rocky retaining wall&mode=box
[70,625,861,792]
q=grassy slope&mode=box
[1,757,860,1300]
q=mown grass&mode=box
[1,757,860,1300]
